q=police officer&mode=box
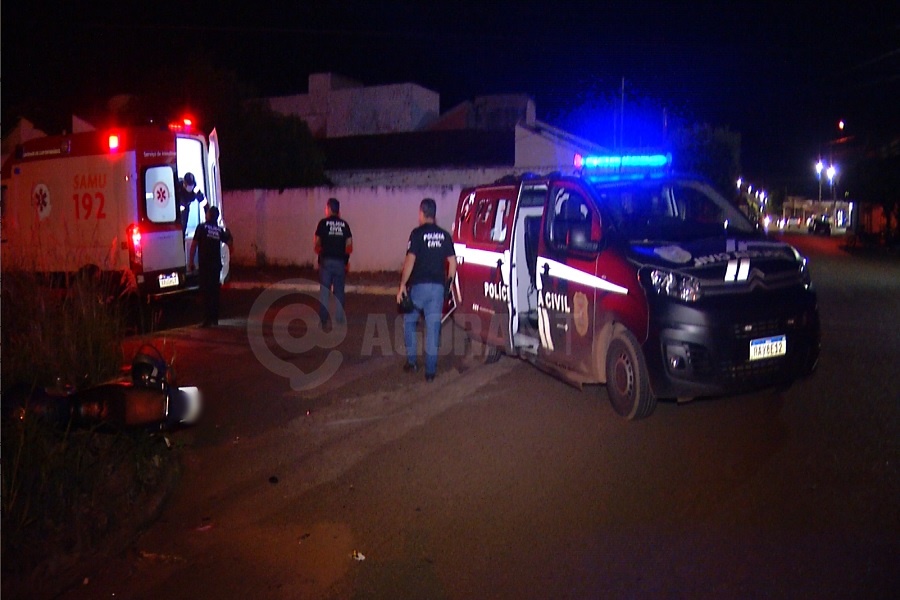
[397,198,457,382]
[189,205,233,327]
[315,198,353,326]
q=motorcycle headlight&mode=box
[648,268,702,302]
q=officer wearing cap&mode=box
[189,205,233,327]
[397,198,457,382]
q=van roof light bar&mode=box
[574,153,672,182]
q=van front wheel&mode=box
[605,331,656,419]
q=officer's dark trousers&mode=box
[319,258,347,325]
[199,268,221,325]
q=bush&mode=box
[1,271,125,391]
[0,271,181,595]
[1,418,179,588]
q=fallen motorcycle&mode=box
[2,345,201,430]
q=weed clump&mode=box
[1,271,180,596]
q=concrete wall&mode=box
[224,186,461,272]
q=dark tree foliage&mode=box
[219,102,327,190]
[845,146,900,239]
[80,55,328,190]
[668,124,741,199]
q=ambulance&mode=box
[450,154,820,419]
[1,121,227,300]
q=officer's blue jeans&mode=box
[319,258,346,324]
[404,283,444,376]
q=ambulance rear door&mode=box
[177,134,207,277]
[139,160,187,295]
[206,129,229,282]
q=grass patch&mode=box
[1,270,181,594]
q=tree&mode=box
[109,55,327,189]
[846,145,900,242]
[668,124,741,199]
[221,101,327,190]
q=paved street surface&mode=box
[60,234,899,599]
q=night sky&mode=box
[4,1,898,190]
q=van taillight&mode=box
[127,224,143,263]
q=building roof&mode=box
[318,129,516,170]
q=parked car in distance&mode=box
[808,216,832,236]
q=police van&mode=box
[1,120,227,300]
[450,154,820,419]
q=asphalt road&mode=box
[59,234,899,599]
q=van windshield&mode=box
[591,179,755,242]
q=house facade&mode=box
[267,73,606,187]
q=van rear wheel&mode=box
[483,344,501,364]
[605,330,656,419]
[460,332,502,367]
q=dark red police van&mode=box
[449,154,820,419]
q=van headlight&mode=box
[647,268,702,302]
[792,248,812,288]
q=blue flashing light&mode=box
[586,171,669,184]
[576,153,671,169]
[575,153,672,183]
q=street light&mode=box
[815,160,824,203]
[827,164,836,197]
[826,165,837,215]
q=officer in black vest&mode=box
[315,198,353,326]
[397,198,457,381]
[189,205,233,327]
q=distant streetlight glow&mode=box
[838,120,845,130]
[827,164,837,203]
[737,177,742,189]
[815,160,824,203]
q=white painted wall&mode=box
[224,186,461,272]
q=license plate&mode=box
[749,334,786,361]
[158,272,180,289]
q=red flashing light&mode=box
[573,153,584,168]
[127,224,143,262]
[168,117,195,133]
[108,134,120,151]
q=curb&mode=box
[227,281,397,296]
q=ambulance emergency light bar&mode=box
[168,117,195,133]
[574,153,672,182]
